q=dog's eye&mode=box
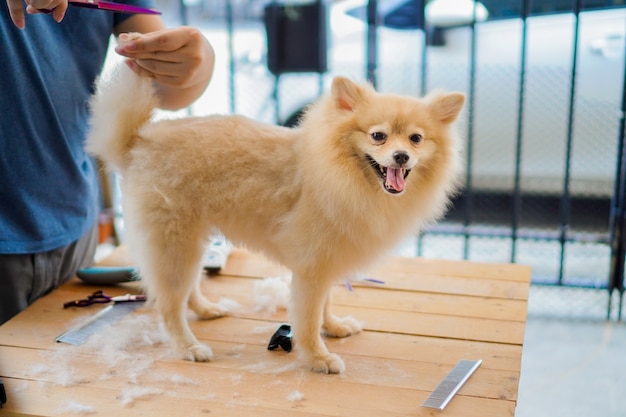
[371,132,387,142]
[410,133,423,144]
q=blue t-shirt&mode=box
[0,2,153,253]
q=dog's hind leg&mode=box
[322,293,362,338]
[290,274,345,374]
[188,279,227,320]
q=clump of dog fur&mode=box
[86,62,465,374]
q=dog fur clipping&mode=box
[86,63,465,374]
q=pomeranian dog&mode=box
[86,63,464,374]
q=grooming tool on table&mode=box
[76,238,230,285]
[203,236,233,271]
[267,324,293,352]
[63,290,146,308]
[421,359,482,410]
[76,266,138,285]
[57,290,146,345]
[0,378,6,408]
[39,0,161,15]
[344,275,385,291]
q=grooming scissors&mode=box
[40,0,161,15]
[63,290,146,308]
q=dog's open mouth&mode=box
[366,155,411,194]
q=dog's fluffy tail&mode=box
[85,62,158,171]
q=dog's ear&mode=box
[331,77,369,112]
[428,92,465,124]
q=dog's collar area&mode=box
[365,154,411,194]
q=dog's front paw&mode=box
[311,353,345,374]
[322,315,362,338]
[182,343,214,362]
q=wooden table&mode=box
[0,248,531,416]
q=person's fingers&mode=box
[117,28,210,90]
[133,58,181,77]
[126,58,189,88]
[6,0,26,28]
[115,45,181,63]
[126,29,190,53]
[25,0,67,21]
[116,28,202,58]
[51,2,66,21]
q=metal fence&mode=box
[169,0,626,319]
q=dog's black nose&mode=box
[393,151,409,165]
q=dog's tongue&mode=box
[386,167,406,192]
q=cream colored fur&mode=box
[86,63,465,373]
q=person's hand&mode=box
[5,0,68,29]
[115,27,213,91]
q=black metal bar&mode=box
[418,0,427,97]
[416,231,424,257]
[510,0,529,263]
[556,0,581,286]
[616,22,626,321]
[317,0,325,98]
[272,74,280,124]
[318,73,324,98]
[462,1,479,260]
[179,0,187,26]
[366,0,378,87]
[225,0,236,114]
[608,22,626,320]
[416,0,428,256]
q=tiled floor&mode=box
[517,314,626,417]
